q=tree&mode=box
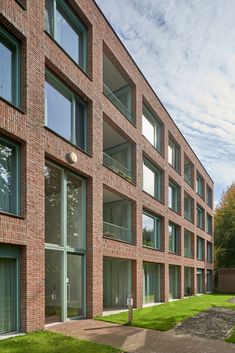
[214,183,235,269]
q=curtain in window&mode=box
[169,266,178,299]
[0,140,17,214]
[103,260,131,308]
[0,258,17,334]
[143,263,160,304]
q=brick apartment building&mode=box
[0,0,214,334]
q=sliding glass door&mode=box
[143,262,161,304]
[169,265,179,299]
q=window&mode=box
[197,205,204,229]
[206,213,212,235]
[196,172,204,198]
[142,104,162,152]
[184,230,193,258]
[168,181,179,213]
[184,156,193,187]
[206,185,213,208]
[197,236,204,260]
[168,223,179,254]
[143,158,162,201]
[142,212,161,249]
[45,0,87,71]
[207,242,213,263]
[143,262,161,304]
[0,26,20,107]
[45,71,87,151]
[184,193,194,222]
[168,138,180,172]
[45,161,86,322]
[0,136,20,215]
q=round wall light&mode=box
[67,152,78,164]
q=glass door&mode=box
[67,254,83,318]
[0,257,18,334]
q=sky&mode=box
[95,0,235,204]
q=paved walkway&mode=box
[47,319,235,353]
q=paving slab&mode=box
[47,319,235,353]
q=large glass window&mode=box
[207,242,213,263]
[45,0,87,71]
[168,223,179,254]
[197,205,204,229]
[197,268,204,294]
[143,158,162,201]
[103,258,131,308]
[169,265,179,299]
[184,267,193,296]
[45,161,86,323]
[168,181,179,213]
[206,213,212,235]
[142,212,161,249]
[0,246,20,334]
[197,236,204,261]
[168,138,180,172]
[143,262,161,304]
[184,193,193,222]
[142,104,162,152]
[184,230,193,258]
[196,172,204,198]
[0,27,20,106]
[206,185,213,208]
[0,137,20,215]
[184,156,193,187]
[206,269,212,292]
[45,71,87,151]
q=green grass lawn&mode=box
[96,294,235,331]
[0,331,123,353]
[226,327,235,344]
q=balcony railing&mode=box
[103,152,132,181]
[103,221,133,243]
[103,83,133,122]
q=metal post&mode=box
[127,294,133,324]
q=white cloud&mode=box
[96,0,235,201]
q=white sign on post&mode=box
[127,297,133,307]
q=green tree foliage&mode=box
[214,183,235,269]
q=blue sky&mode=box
[96,0,235,204]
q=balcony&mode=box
[103,121,133,182]
[103,54,133,122]
[103,221,133,243]
[103,188,134,244]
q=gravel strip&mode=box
[174,307,235,340]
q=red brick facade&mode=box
[0,0,213,332]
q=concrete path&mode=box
[47,319,235,353]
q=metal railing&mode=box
[103,152,132,181]
[103,221,133,243]
[103,83,133,122]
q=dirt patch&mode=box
[174,307,235,340]
[227,297,235,304]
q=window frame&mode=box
[45,70,88,151]
[142,104,162,153]
[207,241,213,263]
[206,185,213,208]
[168,223,179,255]
[206,213,212,235]
[168,180,179,213]
[184,155,193,187]
[184,230,193,258]
[0,135,20,216]
[196,172,204,198]
[143,158,162,202]
[45,0,87,72]
[196,204,204,230]
[0,26,20,107]
[197,236,204,261]
[184,192,194,223]
[168,137,180,172]
[142,211,161,250]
